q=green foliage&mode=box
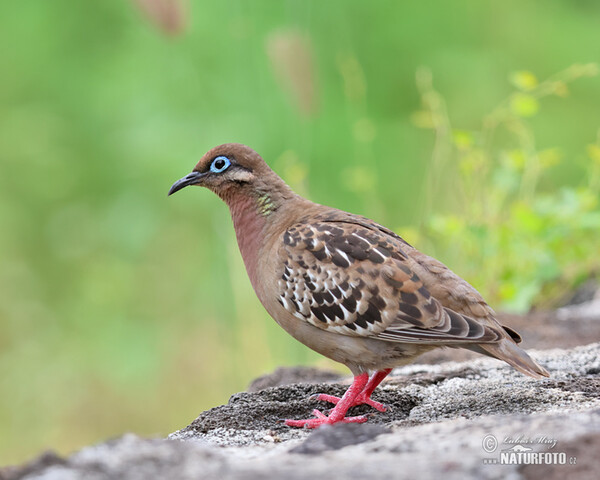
[414,65,600,312]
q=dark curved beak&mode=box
[168,171,205,196]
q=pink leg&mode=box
[314,368,392,413]
[285,373,369,428]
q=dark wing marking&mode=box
[277,220,502,344]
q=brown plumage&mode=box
[168,143,549,428]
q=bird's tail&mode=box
[467,339,549,379]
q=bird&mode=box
[168,143,549,428]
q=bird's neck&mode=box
[220,185,303,288]
[227,193,267,286]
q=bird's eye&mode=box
[210,156,231,173]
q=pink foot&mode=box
[284,409,368,429]
[309,369,392,414]
[285,372,371,429]
[313,393,387,412]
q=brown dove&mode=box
[168,143,549,428]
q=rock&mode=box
[6,340,600,480]
[520,431,600,480]
[1,435,225,480]
[289,423,389,454]
[0,452,65,480]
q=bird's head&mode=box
[168,143,274,198]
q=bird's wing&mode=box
[277,219,502,344]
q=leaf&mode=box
[453,130,474,150]
[509,71,538,91]
[504,149,526,171]
[509,93,539,117]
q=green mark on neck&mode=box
[257,193,276,216]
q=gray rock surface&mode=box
[3,340,599,480]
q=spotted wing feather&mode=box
[277,219,502,344]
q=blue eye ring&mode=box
[210,156,231,173]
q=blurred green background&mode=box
[1,0,599,465]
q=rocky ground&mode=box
[2,295,600,480]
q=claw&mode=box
[362,397,387,412]
[312,393,342,404]
[284,414,368,429]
